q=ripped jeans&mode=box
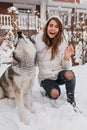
[41,70,76,99]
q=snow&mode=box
[0,36,87,130]
[0,58,87,130]
[80,0,87,4]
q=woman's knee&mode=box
[41,79,61,100]
[49,88,61,100]
[64,70,75,80]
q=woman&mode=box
[35,16,76,107]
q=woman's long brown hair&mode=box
[42,17,64,60]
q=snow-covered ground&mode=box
[0,37,87,130]
[0,62,87,130]
[81,0,87,4]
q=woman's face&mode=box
[47,19,59,39]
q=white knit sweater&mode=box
[35,32,72,83]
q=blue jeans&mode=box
[41,70,76,99]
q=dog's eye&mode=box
[14,42,18,48]
[14,38,19,48]
[14,35,19,47]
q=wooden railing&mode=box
[0,14,44,32]
[0,14,12,30]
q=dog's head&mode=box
[13,32,37,67]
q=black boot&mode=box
[67,93,76,107]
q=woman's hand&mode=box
[64,44,74,60]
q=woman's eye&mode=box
[55,26,59,28]
[49,24,53,27]
[49,24,59,28]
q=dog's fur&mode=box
[0,32,37,124]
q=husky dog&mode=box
[0,32,37,124]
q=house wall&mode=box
[53,0,80,3]
[0,2,13,14]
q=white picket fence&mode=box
[0,14,44,32]
[0,14,12,30]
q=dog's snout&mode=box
[13,52,15,58]
[18,31,23,39]
[34,52,37,65]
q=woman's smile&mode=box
[47,20,59,38]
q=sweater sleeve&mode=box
[34,32,46,52]
[62,57,72,69]
[60,31,72,69]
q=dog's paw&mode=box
[24,119,29,125]
[30,107,36,113]
[0,87,5,99]
[20,116,29,125]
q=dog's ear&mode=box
[17,31,23,38]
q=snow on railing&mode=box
[17,15,44,31]
[0,14,45,32]
[0,14,12,30]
